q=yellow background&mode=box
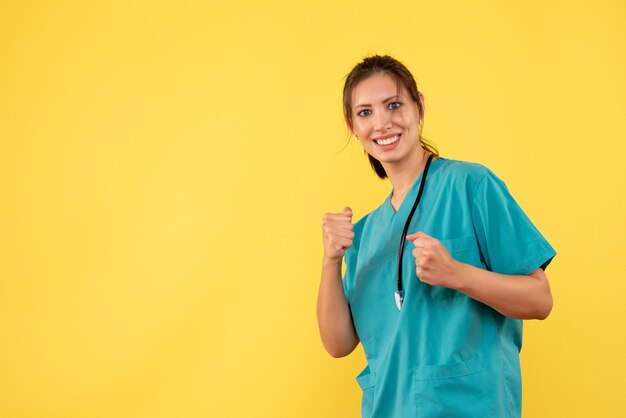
[1,0,625,417]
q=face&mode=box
[350,73,423,168]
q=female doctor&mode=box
[317,55,556,418]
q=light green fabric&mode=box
[343,158,556,418]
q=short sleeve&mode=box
[470,169,556,275]
[342,248,355,302]
[341,214,369,304]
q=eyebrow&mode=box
[354,95,402,110]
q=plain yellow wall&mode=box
[1,1,625,417]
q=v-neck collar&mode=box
[384,157,445,218]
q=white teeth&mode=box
[375,135,399,145]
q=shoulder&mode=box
[436,157,491,178]
[346,203,384,255]
[435,157,499,194]
[352,213,370,240]
[344,213,370,262]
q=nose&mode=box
[373,110,392,132]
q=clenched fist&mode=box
[321,207,354,262]
[406,232,463,289]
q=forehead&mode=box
[351,73,408,106]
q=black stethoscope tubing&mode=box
[395,153,434,311]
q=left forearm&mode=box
[452,264,553,320]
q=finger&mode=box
[408,236,432,249]
[343,207,353,219]
[330,236,353,250]
[328,228,355,240]
[333,221,354,232]
[323,222,354,238]
[322,212,353,223]
[416,256,430,273]
[415,264,423,278]
[321,217,354,233]
[326,227,354,240]
[339,239,353,250]
[406,231,429,242]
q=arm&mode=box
[316,208,359,358]
[407,232,553,320]
[453,264,552,320]
[317,256,359,357]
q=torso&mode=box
[342,157,555,418]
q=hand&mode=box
[406,232,462,289]
[321,207,354,262]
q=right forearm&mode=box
[316,256,359,358]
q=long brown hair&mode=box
[343,55,438,179]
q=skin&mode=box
[317,73,553,358]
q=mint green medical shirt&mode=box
[342,158,556,418]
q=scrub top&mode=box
[342,158,556,418]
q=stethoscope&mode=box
[394,153,434,311]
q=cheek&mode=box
[352,123,371,139]
[392,110,410,126]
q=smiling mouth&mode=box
[374,134,400,146]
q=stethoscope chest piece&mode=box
[394,290,404,311]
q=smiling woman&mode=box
[317,55,556,418]
[342,55,438,180]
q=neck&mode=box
[386,148,430,209]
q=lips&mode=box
[373,134,400,146]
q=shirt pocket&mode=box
[421,236,483,301]
[356,366,376,418]
[420,236,478,305]
[414,356,495,417]
[440,235,483,267]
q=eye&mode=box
[356,109,372,117]
[388,102,402,110]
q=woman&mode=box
[317,55,556,418]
